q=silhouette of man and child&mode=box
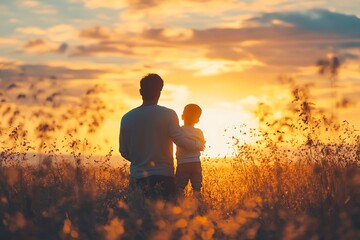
[120,73,205,201]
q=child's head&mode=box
[182,104,202,126]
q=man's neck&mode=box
[141,99,158,107]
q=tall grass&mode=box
[0,141,358,239]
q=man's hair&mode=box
[140,73,164,100]
[183,104,202,123]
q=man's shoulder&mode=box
[122,107,140,120]
[152,106,178,118]
[122,105,176,121]
[156,105,176,113]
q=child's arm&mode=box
[179,128,206,147]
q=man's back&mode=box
[120,105,178,178]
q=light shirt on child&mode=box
[176,125,205,164]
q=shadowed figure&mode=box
[119,74,205,201]
[175,104,205,196]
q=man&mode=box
[119,73,205,200]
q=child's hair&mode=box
[183,104,202,125]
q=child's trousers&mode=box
[175,162,202,192]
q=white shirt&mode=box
[176,125,205,164]
[119,105,204,178]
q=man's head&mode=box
[140,73,164,101]
[182,104,202,126]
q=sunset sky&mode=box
[1,0,360,157]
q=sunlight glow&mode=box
[196,108,258,157]
[185,59,264,76]
[161,28,194,41]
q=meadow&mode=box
[0,76,359,240]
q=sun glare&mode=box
[194,108,258,157]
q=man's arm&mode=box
[119,120,131,161]
[169,111,204,150]
[197,129,206,150]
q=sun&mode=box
[194,107,258,158]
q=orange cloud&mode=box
[21,0,40,8]
[0,38,19,45]
[20,38,67,54]
[16,25,77,42]
[79,26,111,40]
[16,27,46,35]
[20,0,57,14]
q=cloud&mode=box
[58,8,360,72]
[160,28,194,41]
[23,38,46,48]
[82,0,229,10]
[19,0,57,14]
[217,95,266,113]
[9,18,20,24]
[58,43,69,53]
[247,9,360,38]
[0,57,22,69]
[21,38,56,54]
[175,58,264,76]
[82,0,127,9]
[82,0,321,13]
[71,42,134,56]
[206,47,250,61]
[143,9,360,46]
[16,25,77,42]
[46,25,77,41]
[16,27,46,35]
[0,38,19,45]
[12,8,360,73]
[79,26,111,40]
[34,5,57,15]
[1,64,105,82]
[161,84,189,103]
[21,0,40,8]
[137,9,360,66]
[20,38,68,54]
[121,82,139,97]
[83,0,243,29]
[0,62,115,110]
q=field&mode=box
[0,80,359,240]
[0,142,359,240]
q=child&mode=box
[175,104,205,196]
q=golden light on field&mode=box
[0,0,359,158]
